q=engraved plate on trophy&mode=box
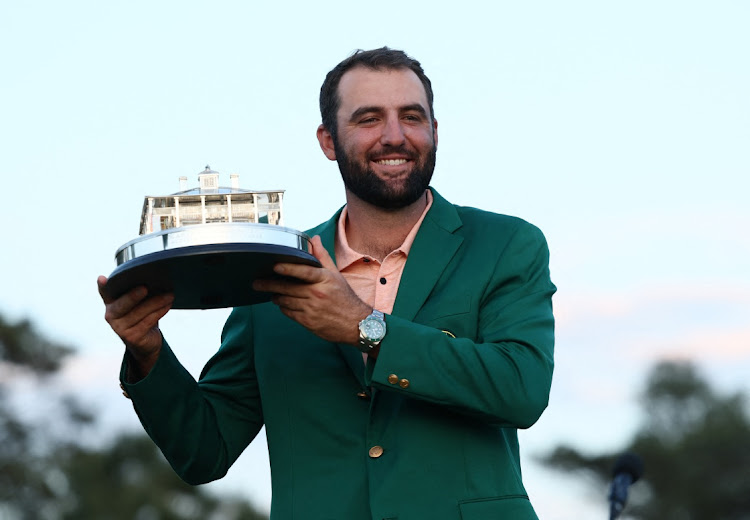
[103,166,320,309]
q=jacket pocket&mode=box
[458,496,538,519]
[420,293,475,341]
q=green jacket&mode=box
[122,188,556,520]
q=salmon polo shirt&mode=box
[334,190,434,320]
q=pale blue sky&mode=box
[2,1,749,517]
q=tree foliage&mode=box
[541,361,750,519]
[53,434,267,520]
[0,314,72,373]
[0,314,268,520]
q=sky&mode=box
[1,1,749,518]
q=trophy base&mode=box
[105,243,321,309]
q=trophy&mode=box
[103,166,320,309]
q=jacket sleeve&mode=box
[120,306,263,485]
[365,222,555,429]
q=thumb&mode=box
[310,235,337,271]
[97,275,114,304]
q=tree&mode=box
[0,314,76,518]
[541,361,750,519]
[0,313,268,520]
[54,434,266,520]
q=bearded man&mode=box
[98,47,556,520]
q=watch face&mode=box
[363,318,385,340]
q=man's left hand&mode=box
[253,235,371,345]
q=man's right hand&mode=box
[97,275,174,380]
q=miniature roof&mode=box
[168,186,259,196]
[145,166,284,197]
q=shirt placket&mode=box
[372,251,404,315]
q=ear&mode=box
[316,124,337,161]
[433,118,438,150]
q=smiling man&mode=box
[98,47,556,520]
[322,65,437,213]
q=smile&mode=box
[375,159,408,166]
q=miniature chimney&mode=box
[230,174,240,190]
[179,176,188,191]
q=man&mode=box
[98,47,556,520]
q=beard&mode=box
[334,140,436,211]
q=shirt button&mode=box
[399,378,410,389]
[387,374,399,384]
[369,446,384,458]
[356,391,369,400]
[380,277,387,284]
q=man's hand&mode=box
[253,235,371,345]
[97,276,174,379]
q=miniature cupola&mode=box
[198,165,220,191]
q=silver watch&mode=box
[358,309,386,352]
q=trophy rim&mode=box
[114,222,314,266]
[104,242,321,309]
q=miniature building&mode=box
[138,166,285,235]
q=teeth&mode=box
[376,159,407,166]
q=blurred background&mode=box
[1,1,748,518]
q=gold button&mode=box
[369,445,384,458]
[356,391,369,400]
[399,378,410,389]
[387,374,399,384]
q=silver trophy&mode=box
[104,166,320,309]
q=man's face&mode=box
[326,67,438,210]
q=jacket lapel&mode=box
[312,209,340,261]
[392,188,463,321]
[312,189,464,386]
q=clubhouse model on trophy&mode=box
[104,166,320,309]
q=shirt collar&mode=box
[335,190,434,270]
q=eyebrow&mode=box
[401,104,429,118]
[348,103,429,122]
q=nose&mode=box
[380,117,406,147]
